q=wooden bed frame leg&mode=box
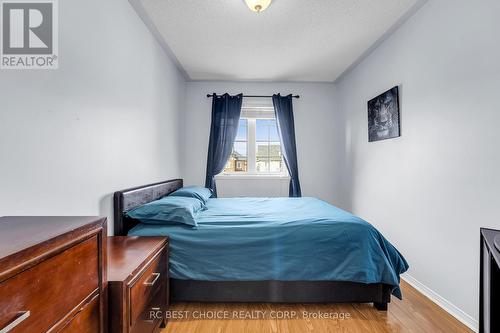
[374,302,388,311]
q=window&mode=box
[223,107,286,175]
[223,119,248,173]
[256,119,283,173]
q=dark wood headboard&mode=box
[113,179,183,235]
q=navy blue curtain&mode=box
[205,93,243,197]
[272,94,301,197]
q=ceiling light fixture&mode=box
[244,0,272,13]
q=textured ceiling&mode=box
[139,0,419,82]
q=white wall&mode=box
[215,175,290,198]
[0,0,186,234]
[183,81,344,204]
[335,0,500,329]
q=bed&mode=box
[114,179,408,310]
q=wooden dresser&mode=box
[0,216,107,333]
[108,236,169,333]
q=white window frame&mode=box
[220,104,289,178]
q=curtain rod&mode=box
[206,94,300,99]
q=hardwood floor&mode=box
[161,281,473,333]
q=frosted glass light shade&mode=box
[244,0,272,13]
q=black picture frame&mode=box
[367,86,401,142]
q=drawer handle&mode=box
[0,311,30,333]
[143,272,160,286]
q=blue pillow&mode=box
[169,186,213,204]
[125,196,205,227]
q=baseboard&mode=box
[401,274,478,332]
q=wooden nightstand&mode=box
[108,236,169,333]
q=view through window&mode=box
[256,119,282,173]
[223,117,285,174]
[229,118,248,172]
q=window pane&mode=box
[256,141,269,158]
[255,119,284,173]
[256,160,269,172]
[269,122,280,141]
[269,160,282,173]
[224,143,247,173]
[235,119,247,141]
[234,141,247,157]
[256,159,269,173]
[269,142,281,157]
[256,119,278,141]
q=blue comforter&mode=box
[128,197,409,298]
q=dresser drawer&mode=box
[0,236,99,333]
[58,294,100,333]
[130,285,163,333]
[129,246,167,328]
